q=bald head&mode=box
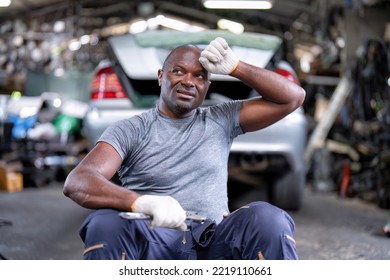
[162,45,203,71]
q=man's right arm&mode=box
[63,141,187,230]
[63,142,139,211]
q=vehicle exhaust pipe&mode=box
[239,153,268,171]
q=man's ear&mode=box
[157,69,163,86]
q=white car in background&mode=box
[83,30,307,211]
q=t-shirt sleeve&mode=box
[208,100,244,140]
[97,118,137,160]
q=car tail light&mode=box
[275,61,300,85]
[90,66,127,100]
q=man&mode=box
[63,37,306,260]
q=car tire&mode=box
[269,169,305,211]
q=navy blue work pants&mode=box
[79,201,298,260]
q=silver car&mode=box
[83,30,307,211]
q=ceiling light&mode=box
[129,15,208,34]
[154,15,205,32]
[80,35,91,45]
[129,20,148,34]
[203,0,273,9]
[217,19,244,34]
[53,21,66,33]
[68,39,81,51]
[0,0,11,7]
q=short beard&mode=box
[172,102,193,116]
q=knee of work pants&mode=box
[79,209,143,259]
[79,209,194,260]
[207,201,298,260]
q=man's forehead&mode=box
[167,45,200,61]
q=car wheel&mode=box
[269,169,305,211]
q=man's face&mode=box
[158,46,210,118]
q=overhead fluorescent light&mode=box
[154,15,205,32]
[203,0,273,9]
[0,0,11,7]
[129,20,148,34]
[217,19,244,34]
[130,15,207,33]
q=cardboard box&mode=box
[0,163,23,192]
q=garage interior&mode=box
[0,0,390,260]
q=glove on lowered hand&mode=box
[199,37,239,75]
[131,195,187,231]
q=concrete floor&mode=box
[0,183,90,260]
[1,180,390,260]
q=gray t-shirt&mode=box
[98,100,244,224]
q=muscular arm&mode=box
[63,142,139,210]
[231,61,306,133]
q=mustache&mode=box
[176,87,196,97]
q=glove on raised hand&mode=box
[131,195,187,231]
[199,37,239,75]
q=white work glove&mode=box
[131,195,187,231]
[199,37,239,75]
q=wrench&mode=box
[118,210,206,224]
[119,211,206,245]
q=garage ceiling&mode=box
[0,1,359,35]
[1,1,389,41]
[0,0,389,78]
